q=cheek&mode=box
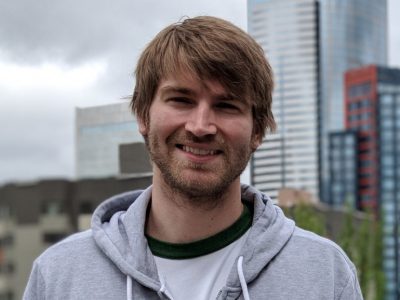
[148,109,182,136]
[224,122,254,147]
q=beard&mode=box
[145,129,253,207]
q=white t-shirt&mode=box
[154,230,249,300]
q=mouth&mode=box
[176,144,222,156]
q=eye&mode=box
[169,97,191,104]
[216,102,240,111]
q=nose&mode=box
[185,105,217,137]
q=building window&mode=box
[381,143,394,154]
[0,206,10,219]
[381,118,393,128]
[0,235,14,247]
[41,201,62,215]
[382,180,395,190]
[396,118,400,128]
[380,94,393,106]
[42,233,67,244]
[349,114,358,122]
[79,202,93,214]
[380,130,393,143]
[348,102,358,111]
[381,168,394,178]
[345,135,354,146]
[381,156,394,168]
[0,262,14,275]
[348,83,371,98]
[361,99,370,108]
[360,123,371,131]
[383,258,395,271]
[380,106,392,118]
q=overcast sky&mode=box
[0,0,399,185]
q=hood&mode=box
[223,185,295,294]
[91,186,162,291]
[90,184,295,295]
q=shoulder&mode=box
[24,230,127,299]
[40,230,95,256]
[289,227,356,271]
[285,227,361,297]
[34,230,102,273]
[292,227,348,254]
[293,227,352,259]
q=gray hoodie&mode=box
[23,185,363,299]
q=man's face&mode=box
[138,71,261,200]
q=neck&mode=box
[146,169,243,243]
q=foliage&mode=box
[286,203,326,236]
[283,203,385,300]
[337,206,385,300]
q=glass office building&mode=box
[377,77,400,300]
[248,0,387,202]
[328,131,358,209]
[248,0,320,199]
[75,102,143,179]
[319,0,387,202]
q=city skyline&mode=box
[0,0,399,185]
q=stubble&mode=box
[145,130,252,208]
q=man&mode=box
[24,16,362,299]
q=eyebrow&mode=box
[159,85,236,101]
[158,86,195,96]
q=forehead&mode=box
[159,73,225,95]
[156,69,250,104]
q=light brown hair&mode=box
[131,16,275,138]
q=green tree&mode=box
[337,206,385,300]
[283,202,385,299]
[370,220,385,300]
[289,203,326,236]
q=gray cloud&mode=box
[0,0,246,66]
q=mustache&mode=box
[170,131,225,147]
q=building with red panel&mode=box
[341,64,400,300]
[344,65,380,211]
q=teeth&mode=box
[182,146,217,156]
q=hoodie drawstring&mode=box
[127,276,132,300]
[237,256,250,300]
[126,259,249,300]
[157,277,167,297]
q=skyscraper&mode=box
[248,0,320,200]
[319,0,387,201]
[328,130,359,209]
[247,0,387,202]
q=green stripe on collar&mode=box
[146,201,253,259]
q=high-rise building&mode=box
[75,102,144,179]
[319,0,387,201]
[328,131,359,209]
[247,0,388,202]
[248,0,320,200]
[343,65,400,300]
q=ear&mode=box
[251,133,262,152]
[137,117,148,136]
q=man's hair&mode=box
[131,16,275,137]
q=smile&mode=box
[177,145,221,156]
